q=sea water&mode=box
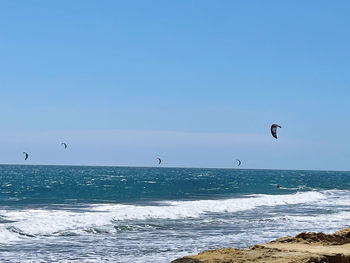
[0,165,349,262]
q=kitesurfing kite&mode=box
[157,158,162,165]
[23,152,29,160]
[270,124,282,139]
[236,159,241,167]
[61,142,67,149]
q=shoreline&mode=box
[172,228,350,263]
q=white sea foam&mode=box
[0,190,331,243]
[317,190,350,206]
[282,211,350,231]
[1,190,350,263]
[0,228,22,243]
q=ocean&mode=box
[0,165,349,262]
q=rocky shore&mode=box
[172,228,350,263]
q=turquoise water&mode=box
[0,165,350,262]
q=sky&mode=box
[0,0,349,170]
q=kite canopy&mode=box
[270,124,282,139]
[236,159,241,167]
[157,158,162,165]
[23,152,29,160]
[61,142,67,149]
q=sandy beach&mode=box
[172,228,350,263]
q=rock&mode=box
[171,228,350,263]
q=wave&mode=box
[271,184,317,191]
[0,190,345,243]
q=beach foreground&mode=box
[172,228,350,263]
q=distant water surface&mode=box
[0,165,349,262]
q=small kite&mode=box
[236,159,241,167]
[61,143,67,149]
[23,152,29,161]
[270,124,282,139]
[157,158,162,165]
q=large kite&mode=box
[270,124,282,139]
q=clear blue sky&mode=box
[0,0,349,170]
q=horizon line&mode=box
[0,163,348,173]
